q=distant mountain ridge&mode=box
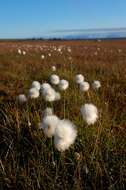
[43,28,126,40]
[1,28,126,40]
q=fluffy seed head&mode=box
[31,81,41,90]
[80,103,98,125]
[52,66,56,71]
[43,107,53,117]
[67,47,72,53]
[54,119,77,152]
[28,88,39,99]
[55,92,61,101]
[50,74,60,85]
[75,74,84,84]
[18,49,21,54]
[17,94,27,104]
[41,83,51,92]
[59,79,69,91]
[92,80,101,90]
[41,55,45,59]
[40,115,60,138]
[79,81,90,92]
[58,48,61,52]
[22,51,26,55]
[43,87,56,102]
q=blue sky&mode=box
[0,0,126,38]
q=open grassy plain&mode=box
[0,39,126,190]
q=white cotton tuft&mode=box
[22,51,26,55]
[58,79,69,91]
[43,107,53,117]
[43,87,56,102]
[79,81,90,92]
[41,83,51,92]
[31,81,41,90]
[67,47,72,53]
[55,92,61,101]
[40,115,60,138]
[50,74,60,85]
[75,74,84,84]
[92,80,101,90]
[58,48,61,52]
[17,94,27,104]
[54,119,77,152]
[28,88,40,99]
[80,103,98,125]
[41,55,45,59]
[52,66,56,72]
[18,49,21,55]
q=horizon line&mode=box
[48,27,126,34]
[0,27,126,40]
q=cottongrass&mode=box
[55,92,61,101]
[54,119,77,152]
[40,115,60,138]
[28,88,40,99]
[22,51,26,55]
[58,48,62,52]
[31,81,41,90]
[17,94,27,104]
[67,47,72,53]
[59,79,69,91]
[40,106,77,150]
[41,83,51,92]
[52,66,56,72]
[41,83,61,102]
[50,74,60,85]
[75,74,84,84]
[40,110,60,138]
[41,55,45,59]
[18,49,21,55]
[80,103,98,125]
[42,87,56,102]
[79,81,90,92]
[43,107,53,116]
[92,80,101,90]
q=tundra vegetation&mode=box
[0,40,126,190]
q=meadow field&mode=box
[0,39,126,190]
